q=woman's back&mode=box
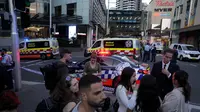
[162,88,189,112]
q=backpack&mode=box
[40,62,67,91]
[35,97,62,112]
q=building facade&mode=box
[116,0,142,11]
[172,0,200,50]
[146,0,175,43]
[52,0,106,47]
[109,10,143,38]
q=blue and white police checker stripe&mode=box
[74,70,116,79]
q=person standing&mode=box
[72,75,106,112]
[171,46,178,64]
[161,70,191,112]
[134,75,161,112]
[151,44,157,62]
[114,67,137,112]
[1,48,14,90]
[83,52,101,76]
[143,43,151,62]
[151,49,180,100]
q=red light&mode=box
[98,49,111,56]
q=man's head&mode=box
[1,49,7,56]
[79,75,106,108]
[163,49,174,64]
[60,49,72,62]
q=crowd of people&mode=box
[0,47,191,112]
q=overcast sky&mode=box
[105,0,151,8]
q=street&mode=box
[17,52,200,112]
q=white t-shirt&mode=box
[116,85,137,112]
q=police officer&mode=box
[1,48,14,90]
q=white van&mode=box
[169,43,200,61]
[84,38,142,60]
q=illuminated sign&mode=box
[154,8,172,12]
[156,0,174,6]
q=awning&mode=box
[173,24,200,33]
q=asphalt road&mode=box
[18,53,200,111]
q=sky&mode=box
[105,0,151,8]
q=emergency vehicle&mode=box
[84,38,142,60]
[19,38,59,59]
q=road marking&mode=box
[21,67,43,76]
[21,80,44,85]
[190,64,197,67]
[21,60,41,64]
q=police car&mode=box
[68,55,150,92]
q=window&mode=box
[180,5,183,14]
[92,41,101,48]
[100,57,114,66]
[26,41,50,48]
[55,6,62,16]
[112,59,121,66]
[178,45,182,50]
[103,40,133,48]
[67,3,76,16]
[173,45,178,49]
[19,43,24,49]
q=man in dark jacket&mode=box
[171,46,178,64]
[151,44,157,62]
[151,49,180,100]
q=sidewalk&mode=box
[17,83,48,112]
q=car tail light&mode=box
[133,48,136,55]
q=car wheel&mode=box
[41,54,47,60]
[180,55,183,61]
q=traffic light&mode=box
[21,8,30,28]
[16,0,31,28]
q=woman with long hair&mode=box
[51,68,79,112]
[161,70,191,112]
[135,75,161,112]
[115,67,137,112]
[83,52,101,76]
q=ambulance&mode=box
[19,38,59,59]
[84,38,142,59]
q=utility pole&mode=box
[9,0,21,91]
[49,0,52,38]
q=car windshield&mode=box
[182,46,196,51]
[112,55,139,67]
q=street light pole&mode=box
[106,0,110,35]
[9,0,21,91]
[49,0,52,38]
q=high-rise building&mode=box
[116,0,142,11]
